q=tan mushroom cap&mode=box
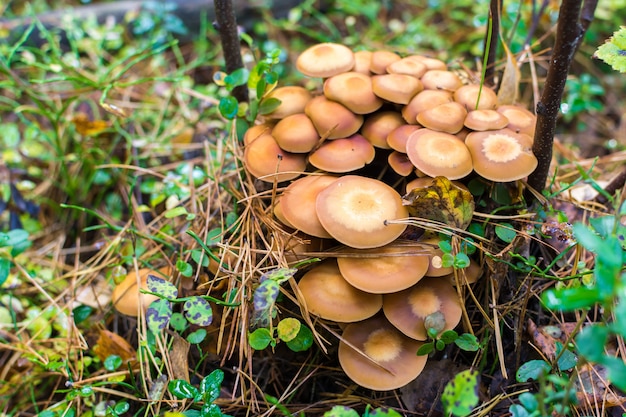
[243,133,307,183]
[338,315,427,390]
[316,175,408,249]
[264,86,312,119]
[361,111,405,149]
[243,122,274,146]
[496,105,537,136]
[465,128,538,182]
[388,151,414,176]
[305,95,364,139]
[383,277,462,340]
[405,129,473,180]
[416,101,467,134]
[406,55,447,70]
[353,50,373,74]
[370,50,401,74]
[402,90,453,124]
[464,109,510,131]
[280,175,339,238]
[308,134,375,173]
[454,84,498,110]
[386,57,427,78]
[323,72,383,114]
[297,260,382,322]
[296,43,355,78]
[337,242,431,293]
[445,259,482,286]
[272,113,320,153]
[387,124,421,152]
[420,70,463,91]
[372,74,423,104]
[273,197,295,229]
[112,267,170,316]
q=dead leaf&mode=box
[527,319,578,361]
[497,40,521,105]
[170,333,191,382]
[575,363,626,408]
[93,329,136,363]
[72,112,110,136]
[402,176,475,230]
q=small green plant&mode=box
[595,26,626,73]
[441,369,480,417]
[560,73,605,128]
[167,369,232,417]
[510,373,577,417]
[0,228,31,285]
[323,405,402,417]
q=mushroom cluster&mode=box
[243,42,537,390]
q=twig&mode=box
[593,166,626,205]
[214,0,249,103]
[527,0,599,194]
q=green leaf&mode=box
[258,97,281,115]
[455,333,480,351]
[417,342,434,356]
[555,342,577,371]
[170,312,188,331]
[541,287,601,311]
[323,406,360,417]
[168,379,200,400]
[453,253,470,269]
[516,360,550,382]
[200,369,224,404]
[518,392,539,412]
[576,324,609,362]
[0,258,10,287]
[369,408,403,417]
[286,324,313,352]
[165,206,189,218]
[219,97,239,120]
[495,223,516,243]
[601,357,626,391]
[440,330,459,344]
[200,403,223,417]
[224,68,250,89]
[441,369,480,417]
[146,298,172,333]
[146,275,178,299]
[72,305,93,325]
[186,329,207,344]
[103,355,122,371]
[183,296,213,326]
[277,317,301,342]
[176,260,194,277]
[509,404,532,417]
[595,27,626,73]
[248,328,273,350]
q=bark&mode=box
[214,0,248,103]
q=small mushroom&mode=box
[272,113,320,153]
[361,111,405,149]
[406,55,447,70]
[338,315,427,390]
[264,86,312,119]
[383,277,462,340]
[420,70,463,91]
[305,95,364,139]
[465,128,538,182]
[370,50,401,74]
[316,175,408,249]
[323,72,383,114]
[296,43,355,78]
[402,90,453,124]
[243,133,307,183]
[386,57,427,78]
[496,105,537,136]
[387,151,414,176]
[353,50,373,74]
[372,74,423,104]
[297,260,382,322]
[416,101,467,134]
[112,267,170,316]
[386,124,421,152]
[308,134,375,173]
[464,109,509,131]
[243,122,274,145]
[454,84,498,110]
[405,129,473,180]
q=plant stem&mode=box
[527,0,598,194]
[214,0,249,103]
[483,0,501,87]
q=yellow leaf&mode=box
[497,40,521,105]
[402,176,475,230]
[72,113,110,136]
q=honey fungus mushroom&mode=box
[308,134,375,173]
[112,266,170,316]
[316,176,408,249]
[297,260,382,322]
[296,42,355,78]
[338,315,427,390]
[243,133,307,183]
[405,129,473,180]
[383,277,462,340]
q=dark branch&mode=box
[214,0,249,103]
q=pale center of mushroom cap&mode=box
[416,137,468,168]
[408,287,442,317]
[473,110,500,122]
[363,328,403,362]
[325,185,397,232]
[482,134,522,163]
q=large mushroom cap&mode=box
[272,113,320,153]
[316,176,408,249]
[402,90,453,124]
[337,242,430,293]
[324,72,383,114]
[264,86,312,119]
[297,260,382,322]
[243,133,307,183]
[420,70,463,91]
[405,129,473,180]
[112,267,170,316]
[383,277,462,340]
[308,134,375,173]
[464,109,509,131]
[465,128,538,182]
[454,84,498,110]
[338,315,427,390]
[305,95,364,139]
[416,101,467,134]
[296,43,355,78]
[372,74,423,104]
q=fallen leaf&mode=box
[72,112,110,136]
[93,329,136,363]
[497,40,521,105]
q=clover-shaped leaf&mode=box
[183,296,213,326]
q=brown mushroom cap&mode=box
[297,260,382,322]
[296,43,355,78]
[387,124,421,152]
[273,197,295,229]
[308,134,375,173]
[272,113,320,153]
[402,90,453,124]
[112,267,170,316]
[464,109,510,131]
[386,57,427,78]
[405,129,473,180]
[316,175,408,249]
[372,74,423,104]
[416,101,467,134]
[361,111,405,149]
[264,86,312,119]
[305,95,364,139]
[420,70,463,91]
[323,72,383,114]
[338,315,427,390]
[496,105,537,136]
[445,259,482,286]
[454,84,498,110]
[383,277,462,340]
[337,242,430,293]
[243,133,307,183]
[465,128,538,182]
[243,122,274,146]
[406,55,447,70]
[370,50,401,74]
[387,151,414,176]
[280,175,339,238]
[353,50,373,74]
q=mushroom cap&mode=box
[264,86,312,119]
[273,197,295,229]
[337,242,431,293]
[402,90,453,124]
[418,236,455,277]
[361,111,405,149]
[280,175,339,238]
[323,72,383,114]
[316,175,408,249]
[370,50,401,74]
[454,84,498,110]
[465,128,538,182]
[496,105,537,136]
[305,95,364,139]
[405,129,473,180]
[386,124,421,152]
[372,74,423,104]
[353,50,373,74]
[112,267,170,316]
[243,133,307,183]
[297,260,382,322]
[386,57,427,78]
[420,70,463,91]
[416,101,467,134]
[464,109,510,131]
[272,113,320,153]
[387,151,414,176]
[445,259,482,286]
[406,55,447,70]
[243,122,274,146]
[296,43,355,78]
[308,134,375,173]
[383,277,462,340]
[338,315,427,390]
